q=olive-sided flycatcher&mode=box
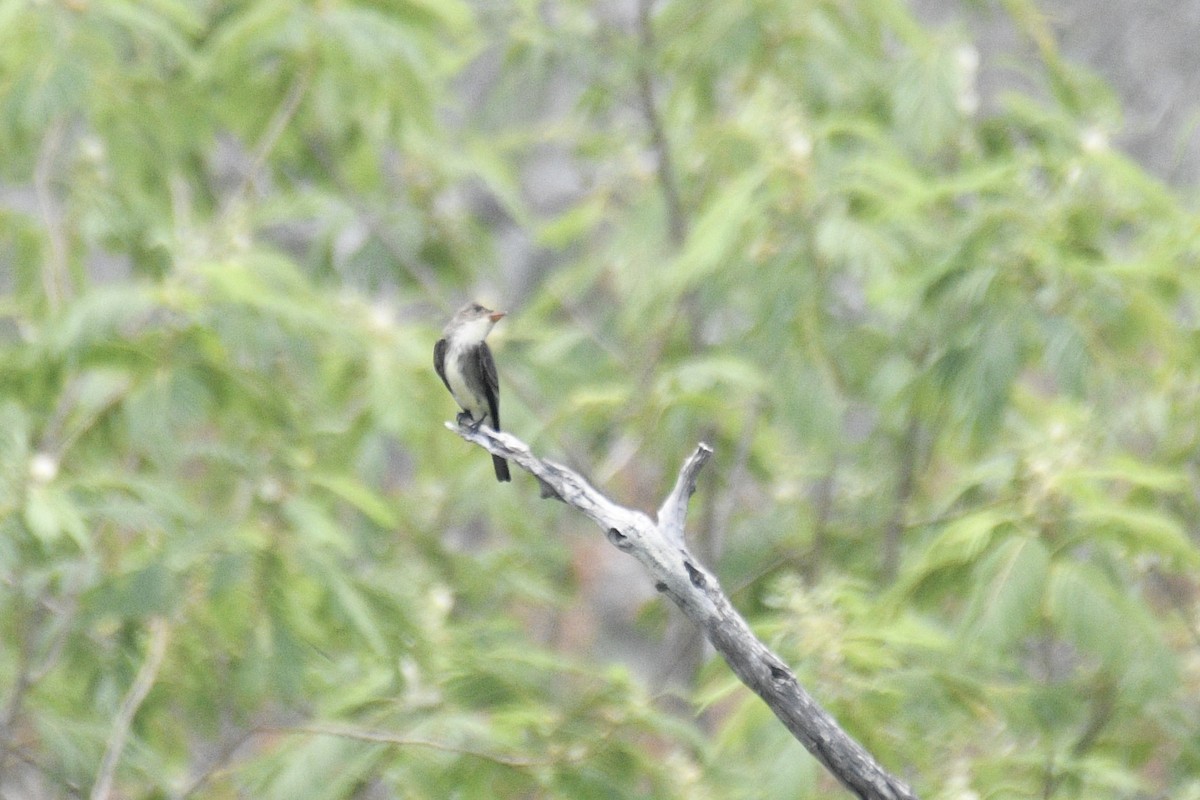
[434,302,511,482]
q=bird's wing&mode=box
[433,338,452,393]
[478,342,501,429]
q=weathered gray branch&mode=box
[448,422,919,800]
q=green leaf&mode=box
[1041,316,1090,397]
[1072,502,1199,569]
[1044,561,1174,693]
[48,284,159,359]
[962,534,1050,649]
[1068,456,1189,494]
[325,571,389,657]
[657,355,766,396]
[669,168,766,288]
[895,509,1011,599]
[23,484,89,550]
[310,473,398,529]
[0,401,31,506]
[564,383,632,413]
[282,497,354,556]
[814,209,904,276]
[97,0,200,67]
[259,732,385,800]
[88,562,176,620]
[198,0,295,72]
[928,510,1010,567]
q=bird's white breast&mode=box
[445,340,491,424]
[444,341,473,406]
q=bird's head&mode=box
[446,302,505,344]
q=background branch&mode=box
[635,0,687,248]
[448,422,919,800]
[90,617,171,800]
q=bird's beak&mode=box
[489,311,506,322]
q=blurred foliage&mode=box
[2,0,1199,798]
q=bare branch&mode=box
[0,600,38,773]
[304,138,448,306]
[267,722,589,769]
[448,422,920,800]
[231,65,314,209]
[174,726,256,800]
[635,0,687,247]
[34,117,70,310]
[91,617,171,800]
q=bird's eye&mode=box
[471,304,483,312]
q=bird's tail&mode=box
[493,454,511,482]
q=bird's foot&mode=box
[456,412,489,433]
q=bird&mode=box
[433,302,511,482]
